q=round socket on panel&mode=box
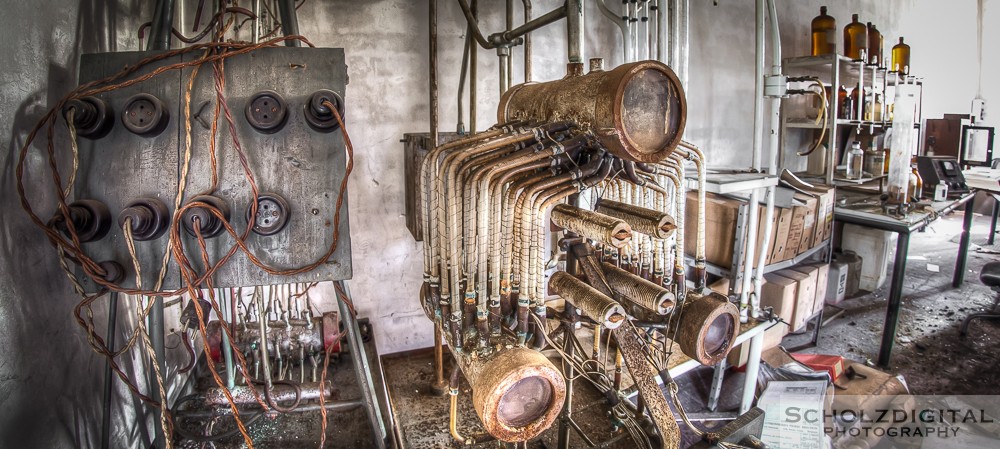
[121,93,169,136]
[245,90,288,133]
[118,198,171,241]
[181,195,231,239]
[97,260,126,284]
[244,193,291,236]
[55,199,113,243]
[63,96,114,139]
[303,89,345,132]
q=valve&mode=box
[244,90,288,133]
[303,89,345,132]
[62,96,113,139]
[121,93,169,136]
[180,195,230,239]
[118,198,171,241]
[55,199,113,243]
[245,192,291,236]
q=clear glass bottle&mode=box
[864,144,885,177]
[846,141,864,179]
[812,6,837,56]
[844,14,868,60]
[873,93,883,122]
[867,23,882,66]
[892,37,910,74]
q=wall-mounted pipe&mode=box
[147,0,175,51]
[277,0,301,47]
[566,0,584,63]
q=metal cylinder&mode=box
[548,272,626,329]
[457,347,565,442]
[673,292,740,365]
[596,199,676,239]
[550,203,631,248]
[202,381,332,407]
[498,60,686,163]
[601,262,675,315]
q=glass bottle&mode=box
[908,170,918,200]
[812,6,837,56]
[873,93,883,122]
[911,167,924,199]
[863,90,875,121]
[867,23,882,66]
[838,85,849,119]
[892,37,910,74]
[864,144,885,177]
[846,141,864,179]
[844,14,868,60]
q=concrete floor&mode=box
[175,211,1000,448]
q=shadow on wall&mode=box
[0,0,157,447]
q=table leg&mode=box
[740,331,764,414]
[878,232,910,368]
[954,197,976,288]
[707,360,726,413]
[989,198,998,246]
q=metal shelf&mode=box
[784,118,921,130]
[686,171,779,194]
[686,239,831,279]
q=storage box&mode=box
[841,223,895,292]
[768,206,793,264]
[811,186,836,246]
[775,268,816,331]
[728,323,788,367]
[791,353,846,382]
[795,193,820,254]
[761,273,797,324]
[792,263,830,317]
[826,260,848,305]
[685,192,742,267]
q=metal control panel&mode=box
[73,47,352,290]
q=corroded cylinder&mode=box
[596,199,677,239]
[602,262,675,315]
[550,204,632,248]
[460,347,566,442]
[673,292,740,365]
[548,271,627,329]
[498,60,687,163]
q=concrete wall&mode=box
[0,0,991,447]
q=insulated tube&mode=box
[549,204,631,249]
[678,141,707,288]
[596,198,676,239]
[601,262,675,314]
[548,272,626,329]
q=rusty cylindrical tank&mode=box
[497,60,687,163]
[460,347,566,442]
[672,292,740,365]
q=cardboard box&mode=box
[826,261,848,305]
[685,192,742,267]
[792,263,830,317]
[769,206,793,264]
[761,273,797,324]
[775,268,816,331]
[728,323,787,367]
[811,186,836,246]
[783,199,809,261]
[795,193,820,255]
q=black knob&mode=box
[121,93,169,137]
[303,89,345,132]
[181,195,230,239]
[55,200,112,243]
[245,192,291,236]
[118,198,171,241]
[63,96,113,139]
[245,90,288,133]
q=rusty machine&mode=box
[415,58,748,448]
[15,2,390,448]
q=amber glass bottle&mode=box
[892,37,910,74]
[844,14,868,60]
[837,85,849,119]
[867,23,882,66]
[812,6,837,56]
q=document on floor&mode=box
[759,380,829,449]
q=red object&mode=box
[792,353,845,381]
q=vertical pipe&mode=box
[566,0,584,63]
[522,0,533,82]
[740,331,764,414]
[101,292,119,449]
[252,0,261,43]
[740,0,767,321]
[470,0,479,133]
[506,0,515,87]
[429,0,439,145]
[147,0,175,51]
[498,48,511,95]
[221,289,235,389]
[277,0,301,46]
[656,0,666,63]
[148,296,166,449]
[678,0,689,88]
[556,326,575,449]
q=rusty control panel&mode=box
[66,47,352,290]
